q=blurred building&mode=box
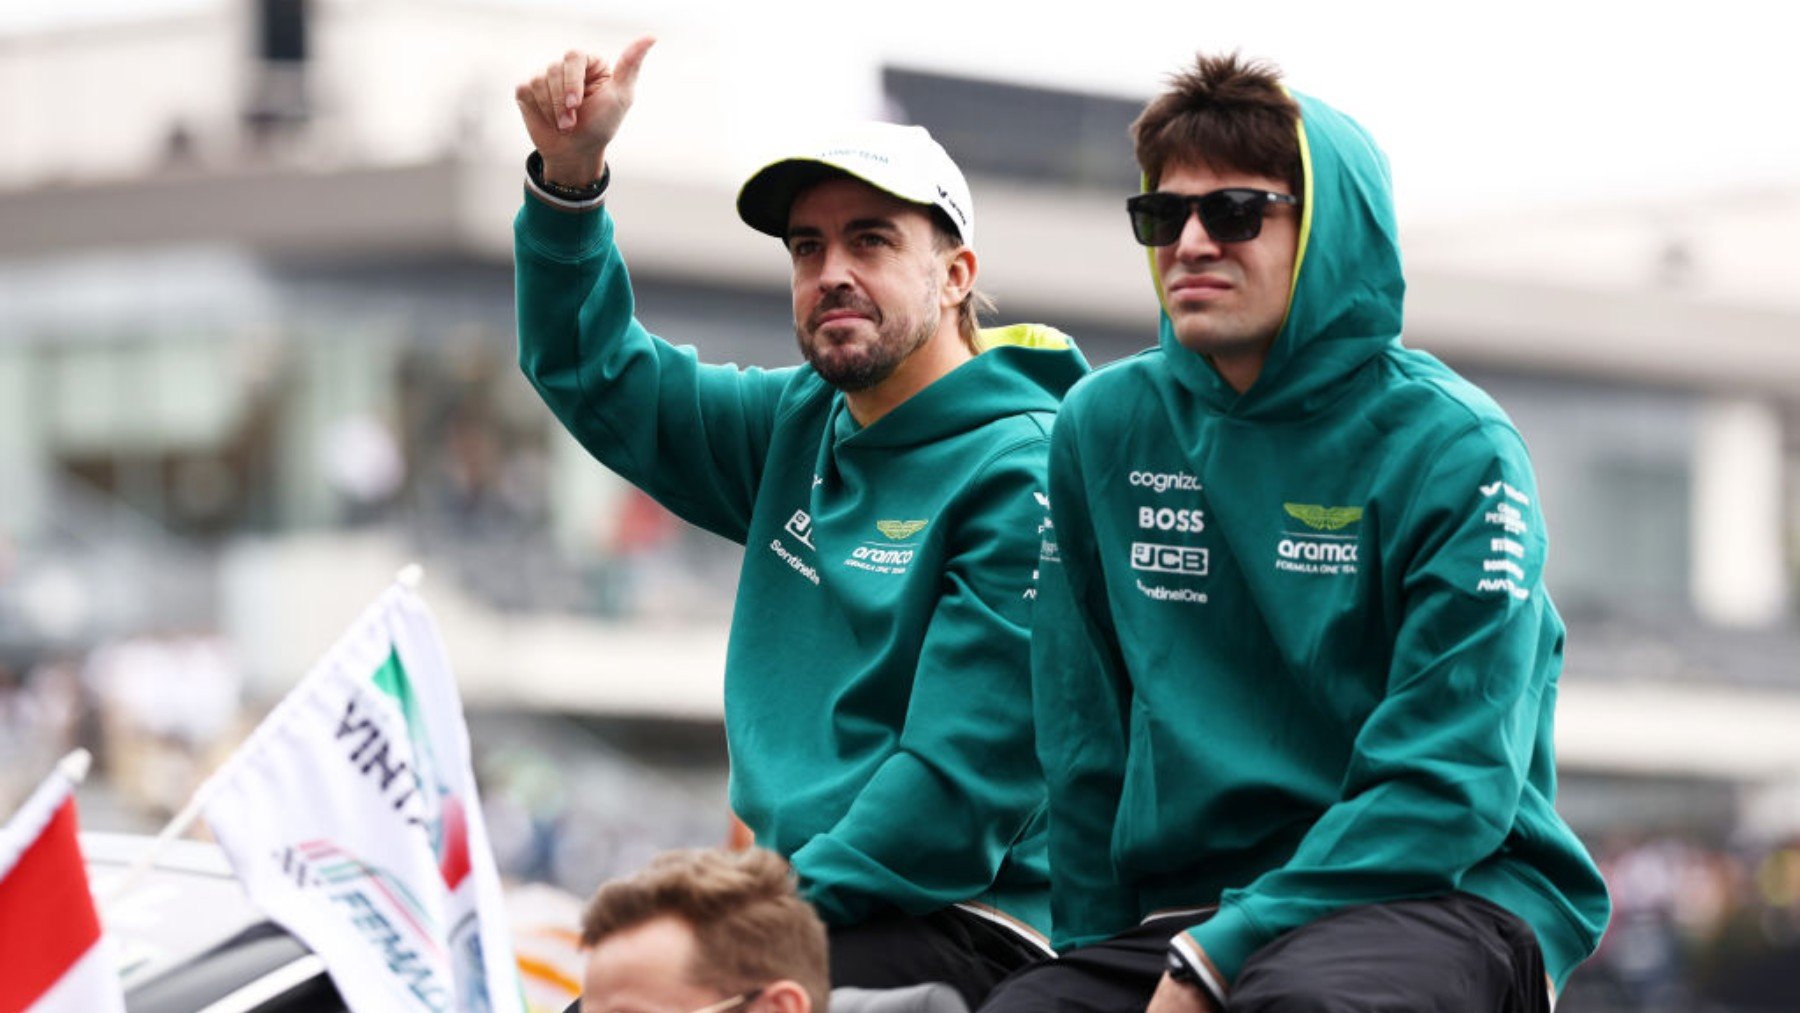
[2,0,1798,863]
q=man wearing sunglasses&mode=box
[514,38,1084,1005]
[984,54,1611,1013]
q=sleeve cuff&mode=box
[1177,903,1272,1000]
[787,835,890,927]
[516,179,612,260]
[1169,933,1229,1007]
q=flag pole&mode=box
[100,564,427,906]
[57,748,92,786]
[1,749,92,874]
[97,765,218,907]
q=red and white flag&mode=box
[0,750,125,1013]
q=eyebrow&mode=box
[784,217,902,243]
[845,217,900,234]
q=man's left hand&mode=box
[1145,971,1221,1013]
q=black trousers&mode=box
[831,907,1053,1009]
[977,893,1550,1013]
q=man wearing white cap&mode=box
[513,39,1087,1002]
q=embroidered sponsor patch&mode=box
[1274,501,1363,576]
[1282,503,1364,531]
[1476,480,1533,599]
[1131,541,1209,576]
[875,519,929,540]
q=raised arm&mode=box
[513,41,794,542]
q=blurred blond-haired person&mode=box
[575,848,827,1013]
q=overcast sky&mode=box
[8,0,1796,220]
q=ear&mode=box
[760,980,813,1013]
[940,245,977,310]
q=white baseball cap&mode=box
[737,122,975,247]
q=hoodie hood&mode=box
[1154,91,1405,420]
[830,323,1089,448]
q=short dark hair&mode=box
[579,848,829,1010]
[1131,52,1303,195]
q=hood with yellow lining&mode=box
[1150,91,1405,420]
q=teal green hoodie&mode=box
[515,195,1088,937]
[1030,92,1610,995]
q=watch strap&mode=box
[525,150,609,209]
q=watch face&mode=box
[1167,951,1198,983]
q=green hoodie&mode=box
[1030,92,1610,995]
[514,195,1088,937]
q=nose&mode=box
[817,241,855,291]
[1172,208,1222,262]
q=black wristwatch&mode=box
[526,150,610,202]
[1166,947,1202,986]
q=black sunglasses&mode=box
[1126,188,1299,246]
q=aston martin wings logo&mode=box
[876,519,929,540]
[1283,503,1364,531]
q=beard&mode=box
[796,287,936,393]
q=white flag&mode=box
[200,581,523,1013]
